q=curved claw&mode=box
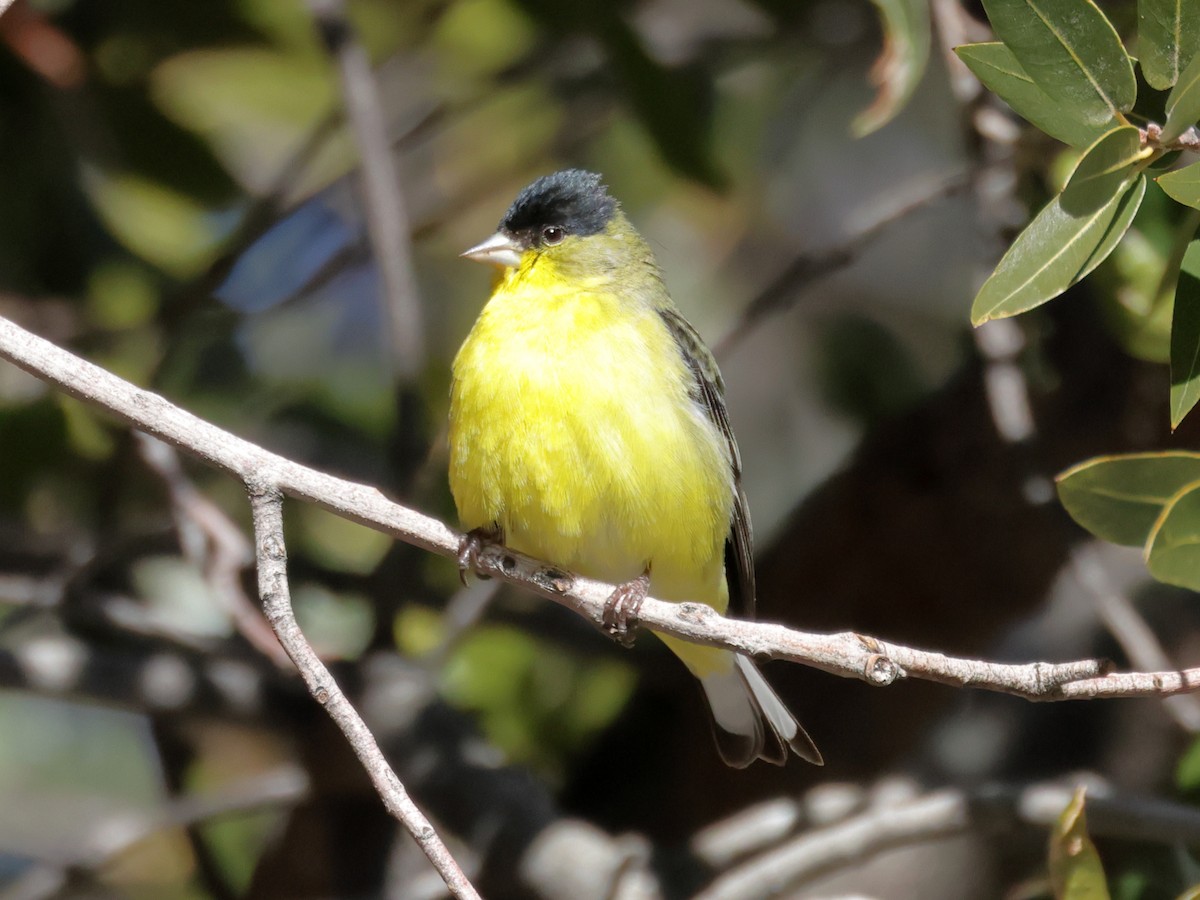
[603,571,650,647]
[457,527,500,586]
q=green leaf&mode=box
[1171,238,1200,426]
[1101,217,1176,363]
[1163,49,1200,142]
[1175,734,1200,792]
[1080,173,1147,277]
[151,48,337,193]
[1159,160,1200,208]
[981,0,1136,126]
[954,42,1111,147]
[1049,787,1109,900]
[1057,451,1200,545]
[83,170,222,277]
[972,126,1149,324]
[293,506,391,575]
[1139,0,1200,90]
[1146,482,1200,590]
[853,0,931,136]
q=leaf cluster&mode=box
[959,2,1200,612]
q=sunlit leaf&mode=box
[86,262,158,330]
[1159,160,1200,208]
[1080,173,1147,278]
[293,503,392,575]
[981,0,1135,126]
[1057,451,1200,545]
[1163,50,1200,142]
[954,42,1110,147]
[1139,0,1200,90]
[442,624,637,774]
[394,606,445,658]
[1146,481,1200,590]
[433,0,538,80]
[853,0,931,136]
[972,126,1149,324]
[151,48,338,194]
[1171,238,1200,427]
[83,170,224,278]
[58,397,115,461]
[1049,787,1109,899]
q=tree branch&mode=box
[134,432,290,668]
[307,0,426,378]
[5,311,1200,896]
[248,485,479,899]
[5,312,1200,707]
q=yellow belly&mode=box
[448,277,733,620]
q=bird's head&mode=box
[462,170,650,282]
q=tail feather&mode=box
[699,654,823,768]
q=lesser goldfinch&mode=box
[448,170,821,767]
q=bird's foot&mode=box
[603,571,650,647]
[457,526,501,586]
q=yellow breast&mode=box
[448,268,732,609]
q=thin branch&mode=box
[248,486,479,899]
[1070,543,1200,732]
[307,0,426,378]
[714,169,972,358]
[7,313,1200,707]
[134,432,290,668]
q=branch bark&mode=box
[3,313,1199,704]
[248,485,479,899]
[307,0,426,378]
[5,311,1200,895]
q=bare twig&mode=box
[307,0,426,378]
[1070,544,1200,732]
[5,313,1200,707]
[134,432,290,668]
[249,486,480,899]
[714,169,972,357]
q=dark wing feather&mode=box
[656,306,756,620]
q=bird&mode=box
[447,169,821,767]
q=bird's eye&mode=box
[541,225,565,245]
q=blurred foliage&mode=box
[1049,788,1109,900]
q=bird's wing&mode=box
[657,306,756,620]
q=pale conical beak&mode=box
[461,231,523,269]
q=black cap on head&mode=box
[500,170,618,242]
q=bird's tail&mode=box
[697,653,823,768]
